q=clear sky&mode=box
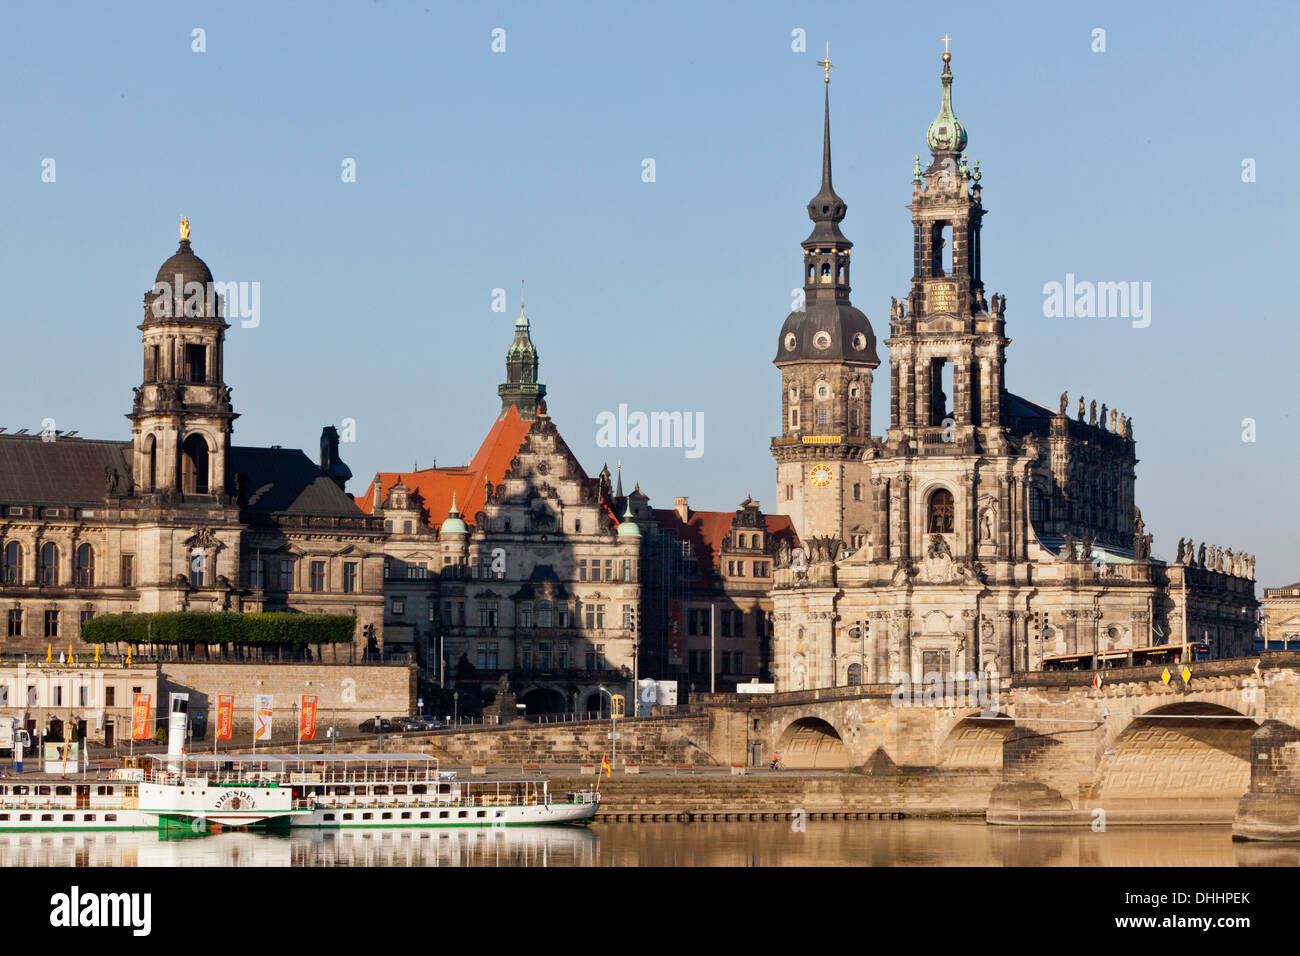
[0,1,1295,588]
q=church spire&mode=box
[926,40,967,155]
[805,45,847,241]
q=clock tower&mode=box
[772,56,881,547]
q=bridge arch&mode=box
[939,713,1014,770]
[1092,701,1256,813]
[776,716,848,768]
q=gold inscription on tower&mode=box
[928,281,957,313]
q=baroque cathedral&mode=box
[769,51,1258,688]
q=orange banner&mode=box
[131,693,151,740]
[299,695,318,740]
[216,695,234,741]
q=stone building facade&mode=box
[1262,582,1300,650]
[0,226,386,658]
[769,54,1258,690]
[355,306,644,715]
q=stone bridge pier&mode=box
[988,652,1300,838]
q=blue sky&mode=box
[0,1,1295,587]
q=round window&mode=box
[784,332,797,352]
[815,382,830,400]
[852,332,867,351]
[813,331,832,350]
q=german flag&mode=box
[601,756,612,777]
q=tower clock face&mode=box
[809,465,833,487]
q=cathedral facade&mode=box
[770,54,1258,689]
[0,227,386,658]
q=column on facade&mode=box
[890,365,900,430]
[898,476,912,563]
[916,361,931,428]
[954,361,969,426]
[871,478,889,562]
[965,471,977,560]
[997,475,1012,558]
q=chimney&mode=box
[674,496,689,523]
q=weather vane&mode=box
[817,42,832,84]
[179,215,190,241]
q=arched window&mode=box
[927,489,955,534]
[2,542,22,585]
[75,544,94,587]
[39,542,58,586]
[846,663,863,686]
[181,434,210,494]
[737,534,746,548]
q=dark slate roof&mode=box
[230,446,364,517]
[155,239,213,287]
[1005,392,1056,419]
[0,435,131,506]
[774,301,880,365]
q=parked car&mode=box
[357,717,394,733]
[397,716,443,731]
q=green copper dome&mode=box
[439,494,469,536]
[925,54,967,154]
[616,501,641,539]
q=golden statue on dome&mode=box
[179,215,191,240]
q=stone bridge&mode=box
[695,651,1300,839]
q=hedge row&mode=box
[81,611,356,646]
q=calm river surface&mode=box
[2,821,1296,867]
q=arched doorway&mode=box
[181,434,210,494]
[520,687,566,716]
[777,717,847,768]
[584,692,607,718]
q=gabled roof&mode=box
[230,446,365,517]
[652,506,799,572]
[0,435,131,507]
[355,405,533,531]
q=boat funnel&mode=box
[167,692,189,774]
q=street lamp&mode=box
[453,691,459,727]
[598,685,615,769]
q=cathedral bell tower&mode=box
[128,218,237,500]
[771,52,881,546]
[886,46,1008,456]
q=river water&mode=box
[2,821,1296,867]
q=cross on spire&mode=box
[817,42,832,84]
[942,34,951,54]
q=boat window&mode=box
[420,811,429,819]
[382,812,392,820]
[333,786,349,796]
[105,814,116,822]
[373,786,388,796]
[0,787,6,796]
[438,784,451,794]
[393,785,407,795]
[400,812,410,819]
[97,786,112,796]
[362,812,373,820]
[56,786,72,796]
[457,810,467,818]
[62,814,74,821]
[13,786,26,796]
[84,814,95,821]
[19,814,30,822]
[412,785,426,794]
[439,811,448,819]
[323,813,335,822]
[41,814,52,821]
[344,813,353,820]
[476,810,486,818]
[36,786,50,796]
[0,814,8,821]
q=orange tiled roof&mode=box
[652,507,799,572]
[354,405,533,531]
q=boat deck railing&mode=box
[292,790,597,812]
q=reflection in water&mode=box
[0,822,1294,867]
